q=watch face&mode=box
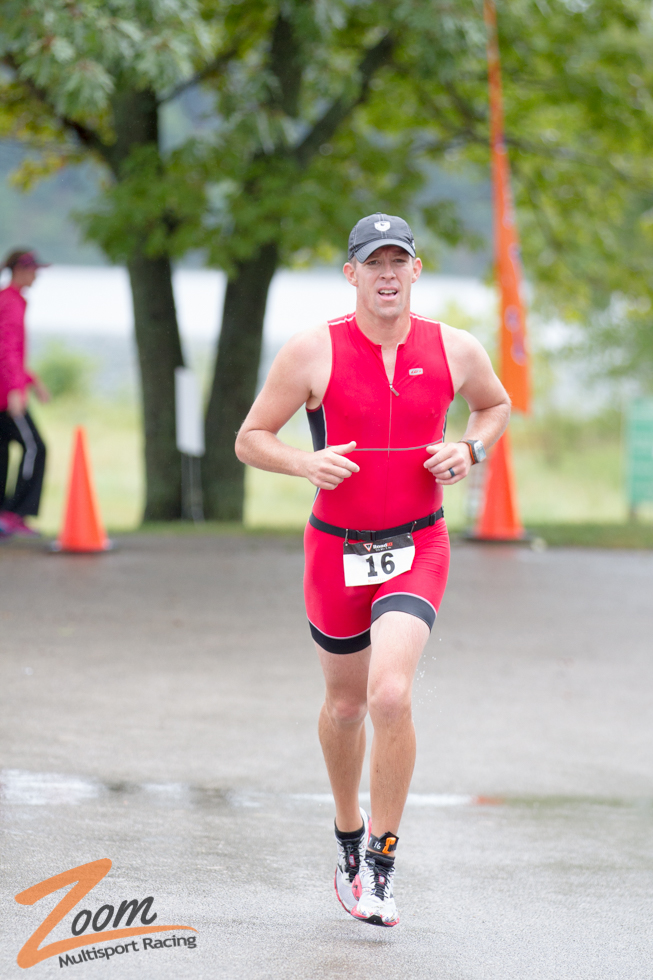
[473,440,487,463]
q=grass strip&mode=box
[126,520,653,550]
[527,523,653,549]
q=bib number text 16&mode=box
[365,553,395,578]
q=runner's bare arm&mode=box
[425,324,511,485]
[235,325,360,490]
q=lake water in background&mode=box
[20,265,495,342]
[11,264,602,412]
[12,266,496,397]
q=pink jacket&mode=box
[0,284,34,411]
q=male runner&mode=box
[235,214,510,926]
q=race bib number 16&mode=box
[343,533,415,587]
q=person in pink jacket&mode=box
[0,249,50,537]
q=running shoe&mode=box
[0,513,40,537]
[351,851,399,927]
[0,511,15,536]
[334,807,370,915]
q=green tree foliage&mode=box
[0,0,221,519]
[3,0,653,523]
[200,0,481,272]
[192,0,653,519]
[488,1,653,387]
[196,1,487,518]
[0,0,214,167]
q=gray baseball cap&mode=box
[348,213,416,262]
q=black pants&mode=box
[0,411,47,517]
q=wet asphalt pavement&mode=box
[1,533,652,979]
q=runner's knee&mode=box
[325,694,367,727]
[367,677,412,726]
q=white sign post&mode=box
[175,367,205,522]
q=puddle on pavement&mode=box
[2,769,651,813]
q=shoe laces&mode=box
[338,838,362,883]
[365,855,394,900]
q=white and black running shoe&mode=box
[334,808,370,915]
[351,850,399,927]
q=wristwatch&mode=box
[460,439,487,464]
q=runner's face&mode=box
[344,245,422,321]
[12,264,37,288]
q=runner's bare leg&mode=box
[367,610,430,837]
[317,644,371,832]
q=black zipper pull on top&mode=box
[389,384,400,396]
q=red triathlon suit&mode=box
[304,311,454,654]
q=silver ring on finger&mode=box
[449,467,455,478]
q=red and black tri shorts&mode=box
[303,514,450,654]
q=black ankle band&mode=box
[335,821,364,842]
[367,832,398,856]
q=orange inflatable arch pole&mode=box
[473,0,530,541]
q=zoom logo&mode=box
[14,859,196,968]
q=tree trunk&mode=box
[109,88,184,520]
[203,242,278,520]
[127,253,184,520]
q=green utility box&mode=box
[626,398,653,510]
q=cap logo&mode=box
[374,220,391,232]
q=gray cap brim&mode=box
[353,239,416,263]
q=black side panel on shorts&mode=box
[306,406,327,452]
[371,593,436,631]
[309,622,370,654]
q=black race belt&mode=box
[309,508,444,543]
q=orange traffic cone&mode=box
[53,427,111,553]
[473,429,526,540]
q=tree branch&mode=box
[411,78,641,191]
[292,34,394,169]
[61,115,107,156]
[441,79,486,127]
[1,54,108,159]
[267,10,303,118]
[158,40,243,105]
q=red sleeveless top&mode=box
[307,312,454,530]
